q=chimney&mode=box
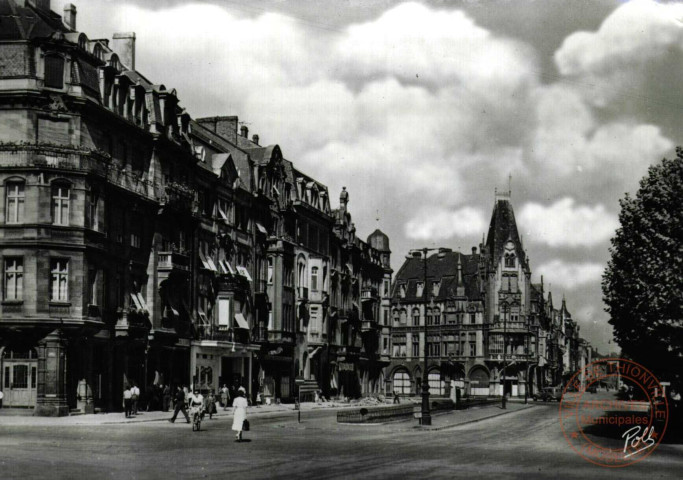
[63,3,76,31]
[196,116,238,143]
[240,125,248,138]
[472,246,477,255]
[252,134,259,145]
[112,32,136,70]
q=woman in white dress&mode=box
[232,387,249,441]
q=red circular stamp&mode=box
[559,358,669,468]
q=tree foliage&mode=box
[603,149,683,379]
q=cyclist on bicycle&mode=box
[188,389,204,424]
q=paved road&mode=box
[0,403,681,479]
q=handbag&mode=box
[242,419,250,431]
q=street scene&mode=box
[1,0,682,478]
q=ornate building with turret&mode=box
[0,0,390,414]
[387,190,590,398]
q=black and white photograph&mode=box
[0,0,681,478]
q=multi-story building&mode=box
[388,190,590,398]
[0,0,389,413]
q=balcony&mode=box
[157,250,190,273]
[362,319,378,332]
[0,144,160,201]
[197,326,250,345]
[159,182,197,214]
[361,287,379,302]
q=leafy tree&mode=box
[603,149,683,380]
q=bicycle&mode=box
[190,405,204,431]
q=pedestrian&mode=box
[162,384,171,412]
[131,383,140,415]
[393,390,400,404]
[221,384,230,410]
[123,385,133,418]
[205,390,217,419]
[232,387,249,442]
[169,386,190,423]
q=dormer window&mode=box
[432,281,441,296]
[504,253,515,268]
[399,284,406,298]
[416,282,424,298]
[44,54,65,89]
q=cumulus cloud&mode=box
[405,206,485,241]
[518,198,618,248]
[536,260,604,290]
[555,0,683,107]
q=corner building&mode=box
[0,0,390,413]
[388,191,589,398]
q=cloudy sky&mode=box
[77,0,683,354]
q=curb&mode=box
[417,404,537,432]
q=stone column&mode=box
[35,330,69,417]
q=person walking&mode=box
[205,390,217,419]
[169,386,190,423]
[123,385,133,418]
[131,383,140,415]
[232,387,249,442]
[220,384,230,410]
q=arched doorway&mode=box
[469,366,490,396]
[392,369,411,395]
[2,347,38,407]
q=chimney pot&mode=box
[63,3,76,31]
[252,134,259,145]
[240,125,248,138]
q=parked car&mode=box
[533,387,563,402]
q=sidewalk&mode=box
[0,401,360,426]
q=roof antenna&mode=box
[376,209,380,224]
[508,173,512,197]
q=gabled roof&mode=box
[485,197,528,270]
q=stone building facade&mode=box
[387,191,591,398]
[0,0,390,413]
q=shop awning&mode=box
[234,313,249,329]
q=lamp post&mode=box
[501,303,508,409]
[409,247,439,426]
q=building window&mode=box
[469,333,477,357]
[6,181,25,224]
[311,266,319,291]
[412,341,420,358]
[383,280,390,296]
[393,370,411,395]
[130,222,141,249]
[383,309,389,326]
[510,275,518,293]
[44,54,65,89]
[51,184,70,225]
[383,337,389,353]
[470,313,476,324]
[432,281,440,296]
[4,258,23,301]
[428,342,441,357]
[428,371,445,395]
[50,259,69,302]
[416,282,424,298]
[88,189,99,230]
[267,258,274,285]
[412,308,420,326]
[504,253,515,268]
[433,308,441,325]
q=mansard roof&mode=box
[392,251,482,301]
[0,0,66,41]
[485,196,528,270]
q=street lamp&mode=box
[409,247,439,426]
[501,303,508,409]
